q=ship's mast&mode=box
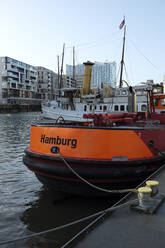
[60,43,65,89]
[57,55,60,90]
[57,43,65,97]
[119,25,126,88]
[72,46,75,81]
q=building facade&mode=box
[66,61,116,89]
[65,74,84,89]
[35,66,58,100]
[0,57,39,104]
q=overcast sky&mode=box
[0,0,165,85]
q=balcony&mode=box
[18,84,24,89]
[26,85,32,90]
[30,76,37,80]
[7,72,19,79]
[7,64,18,72]
[7,78,19,86]
[11,83,17,89]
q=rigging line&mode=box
[123,63,131,85]
[65,31,121,49]
[127,36,160,71]
[125,43,134,83]
[116,63,121,86]
[74,38,122,52]
[111,40,123,61]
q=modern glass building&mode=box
[66,61,116,88]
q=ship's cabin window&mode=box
[90,105,92,111]
[100,105,102,110]
[136,105,138,112]
[141,104,147,111]
[154,99,159,106]
[66,104,68,110]
[103,105,107,112]
[95,105,97,110]
[114,105,119,111]
[84,105,87,111]
[120,105,124,111]
[161,99,165,106]
[61,103,64,109]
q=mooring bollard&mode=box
[145,180,159,196]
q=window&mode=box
[103,105,107,112]
[100,105,102,110]
[161,99,165,106]
[141,104,147,111]
[11,83,16,88]
[154,99,159,106]
[114,105,119,111]
[120,105,124,111]
[84,105,87,111]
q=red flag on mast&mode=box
[119,19,125,29]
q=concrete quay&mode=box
[70,165,165,248]
[0,104,41,113]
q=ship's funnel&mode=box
[82,61,94,95]
[128,86,137,112]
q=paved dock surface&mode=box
[74,167,165,248]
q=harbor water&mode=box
[0,112,120,248]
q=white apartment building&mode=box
[35,66,58,100]
[0,57,38,104]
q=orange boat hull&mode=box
[23,124,165,196]
[29,125,160,160]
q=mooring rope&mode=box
[58,152,137,194]
[0,198,138,246]
[1,150,164,245]
[1,159,165,246]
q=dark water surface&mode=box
[0,113,121,248]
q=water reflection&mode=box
[21,188,119,247]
